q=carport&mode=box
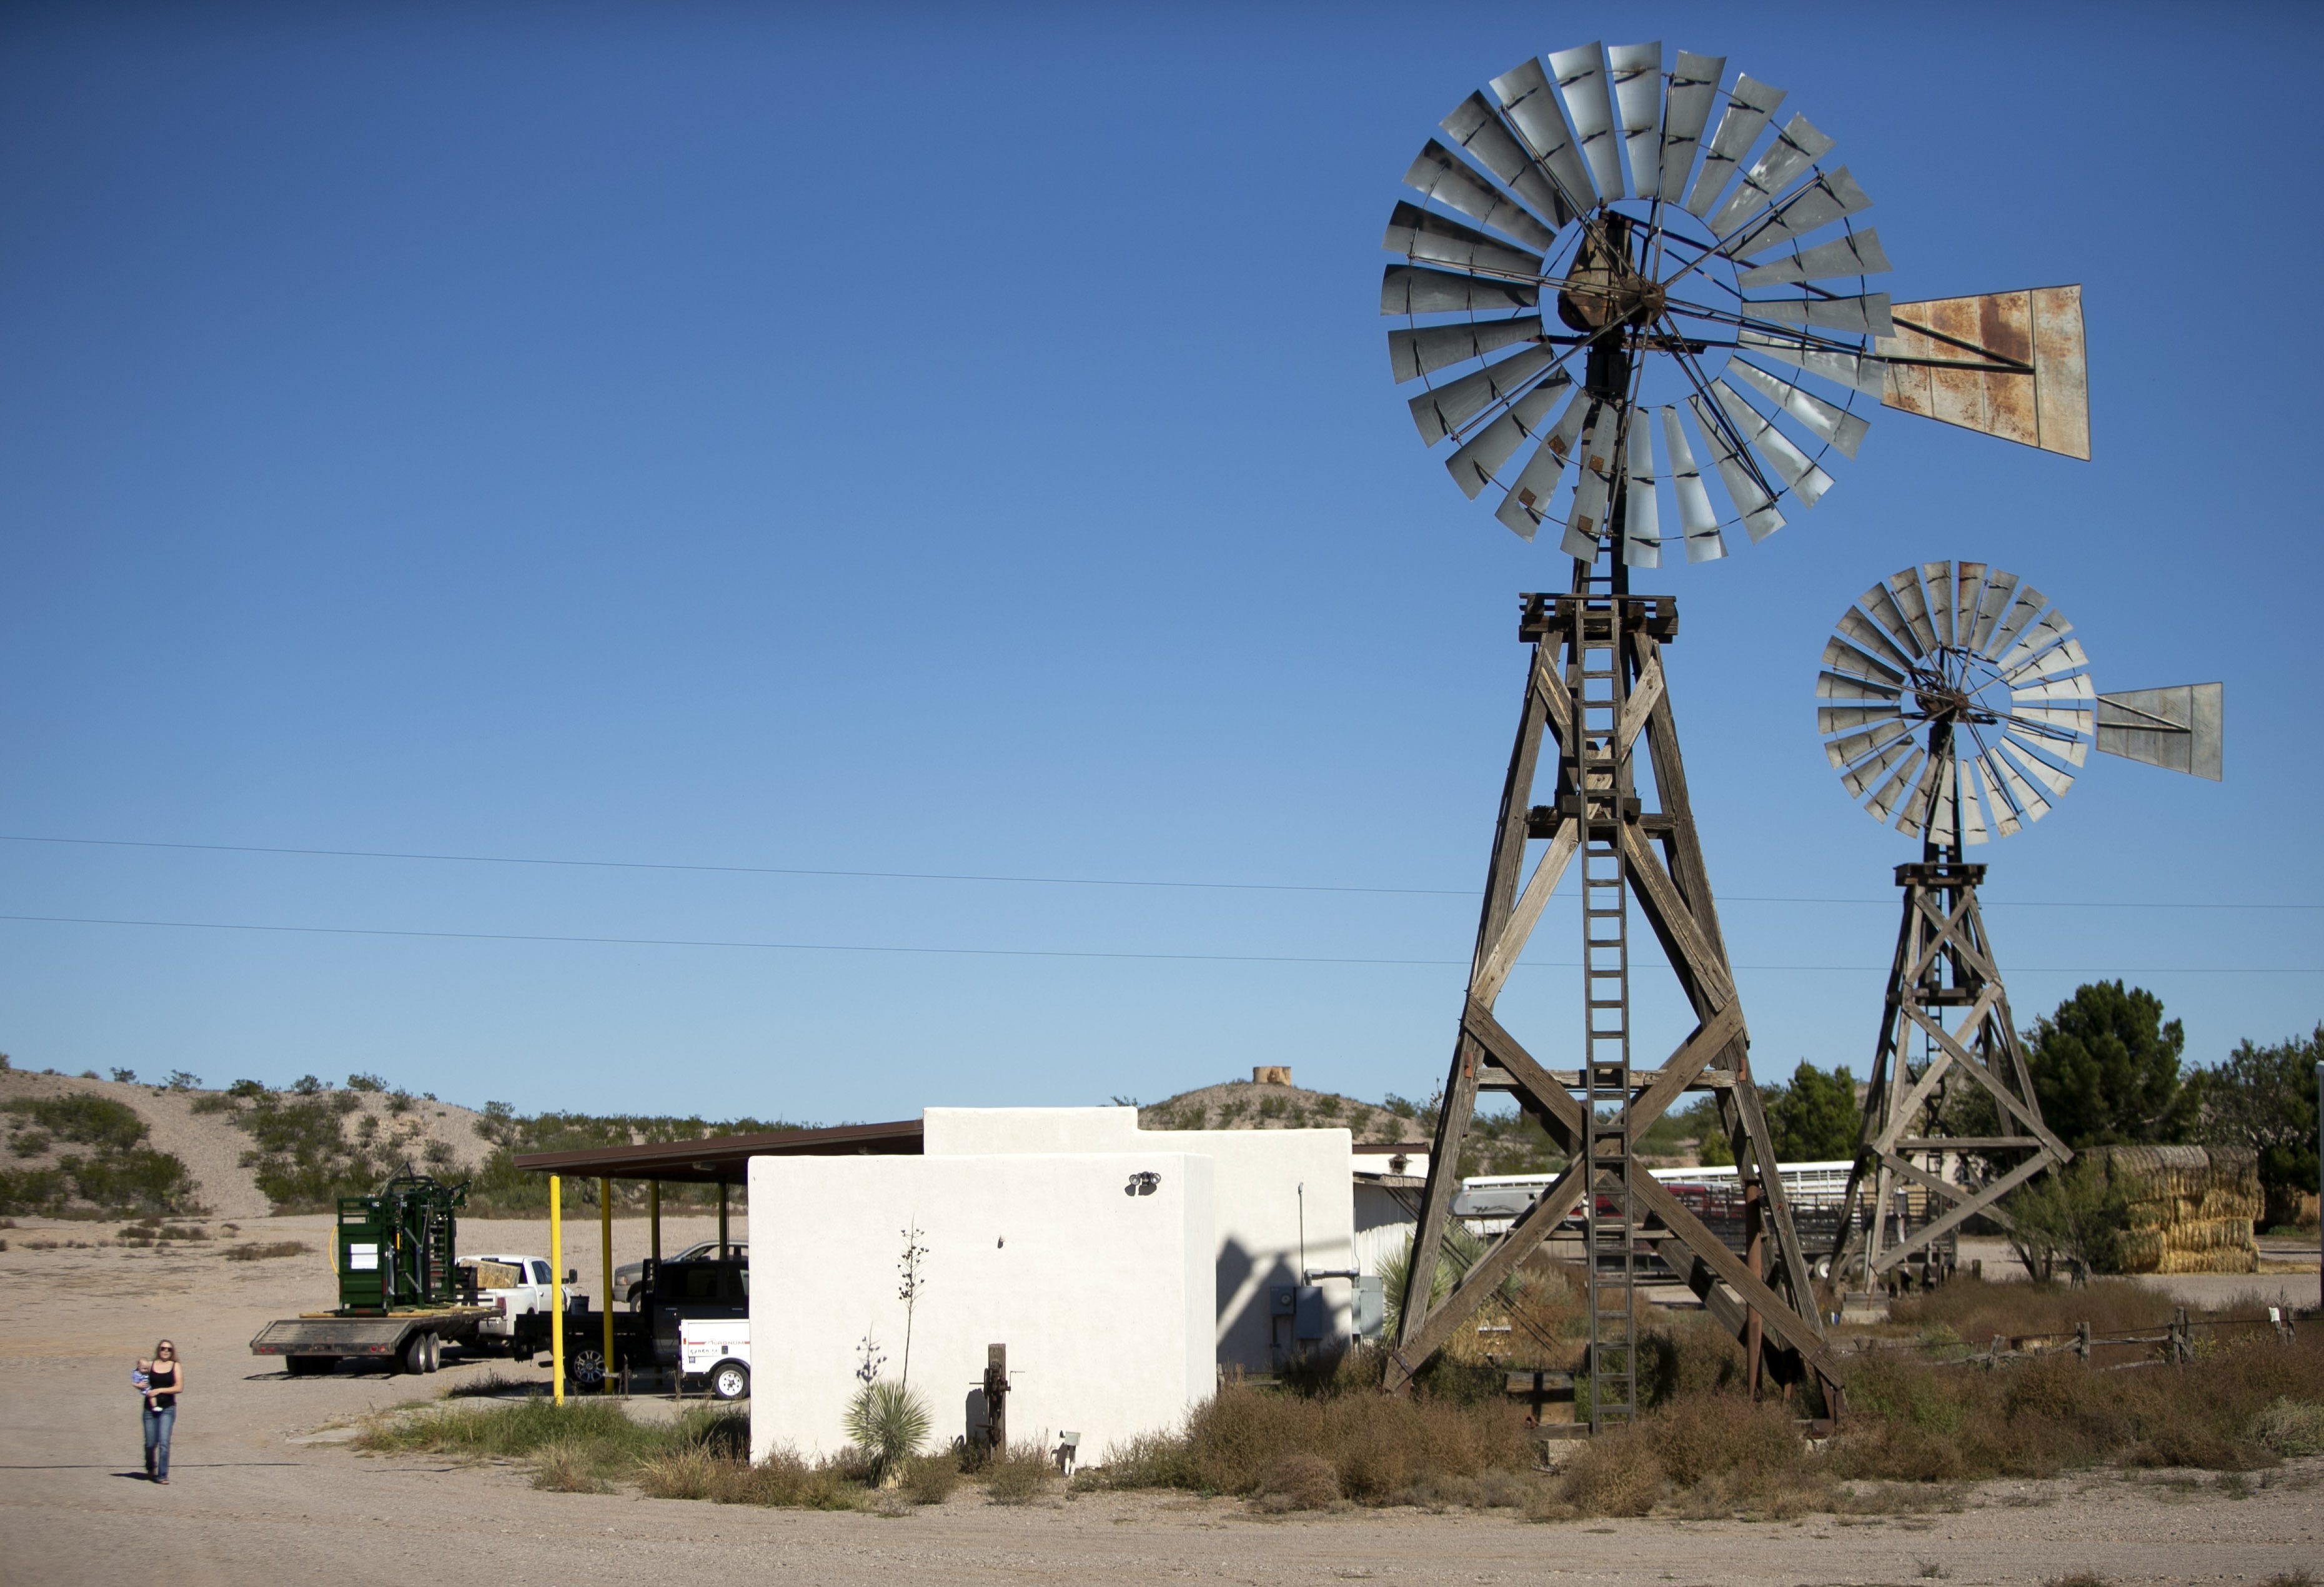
[511,1118,922,1400]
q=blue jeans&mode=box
[142,1403,174,1479]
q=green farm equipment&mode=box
[334,1168,467,1313]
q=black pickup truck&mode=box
[560,1255,747,1390]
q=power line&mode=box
[1,832,2315,912]
[1,911,2314,974]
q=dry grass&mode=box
[633,1445,860,1509]
[981,1441,1055,1505]
[898,1451,960,1505]
[1082,1380,1536,1508]
[1253,1453,1341,1512]
[1884,1277,2175,1346]
[1834,1327,2324,1481]
[222,1240,310,1261]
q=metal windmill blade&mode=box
[1818,562,2222,850]
[1382,47,2097,574]
[1382,44,1903,565]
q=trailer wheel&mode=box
[399,1332,429,1375]
[708,1360,750,1402]
[425,1332,443,1372]
[567,1346,607,1391]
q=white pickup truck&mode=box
[680,1319,750,1401]
[458,1253,580,1355]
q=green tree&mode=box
[2024,982,2198,1148]
[2202,1023,2322,1231]
[2001,1157,2127,1281]
[1766,1062,1860,1162]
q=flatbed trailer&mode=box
[251,1305,524,1375]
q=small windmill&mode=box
[1374,39,2097,1428]
[1815,560,2222,1289]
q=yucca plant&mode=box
[845,1380,931,1478]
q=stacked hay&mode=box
[2094,1145,2261,1275]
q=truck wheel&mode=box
[399,1333,429,1375]
[424,1332,442,1373]
[708,1361,750,1402]
[567,1347,607,1391]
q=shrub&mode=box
[1171,1383,1533,1504]
[1253,1452,1341,1511]
[2253,1398,2324,1457]
[1556,1423,1664,1516]
[3,1095,147,1150]
[224,1240,312,1261]
[1091,1431,1200,1489]
[899,1451,960,1505]
[0,1168,67,1215]
[982,1441,1053,1505]
[11,1130,52,1158]
[67,1148,199,1213]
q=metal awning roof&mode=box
[512,1118,923,1185]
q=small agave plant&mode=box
[845,1380,931,1481]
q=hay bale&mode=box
[460,1259,524,1291]
[2090,1147,2259,1274]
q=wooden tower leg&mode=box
[1388,593,1840,1418]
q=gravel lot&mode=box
[2,1211,2320,1587]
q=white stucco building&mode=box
[746,1150,1215,1464]
[745,1105,1358,1463]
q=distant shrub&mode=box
[345,1074,386,1093]
[224,1240,312,1261]
[4,1095,147,1150]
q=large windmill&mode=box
[1376,40,2092,1430]
[1816,561,2222,1290]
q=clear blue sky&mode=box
[2,2,2317,1123]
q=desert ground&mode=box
[2,1212,2319,1587]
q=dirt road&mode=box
[4,1213,2319,1587]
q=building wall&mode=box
[747,1152,1214,1464]
[1353,1179,1421,1281]
[923,1107,1354,1372]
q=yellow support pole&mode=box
[550,1175,564,1407]
[650,1181,660,1264]
[600,1177,615,1395]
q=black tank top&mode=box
[148,1363,177,1409]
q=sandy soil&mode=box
[3,1211,2321,1587]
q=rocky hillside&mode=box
[1138,1077,1428,1145]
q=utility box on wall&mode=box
[1270,1283,1326,1341]
[1353,1275,1384,1340]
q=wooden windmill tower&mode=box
[1816,562,2222,1290]
[1375,39,2094,1428]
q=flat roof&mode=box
[512,1118,923,1185]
